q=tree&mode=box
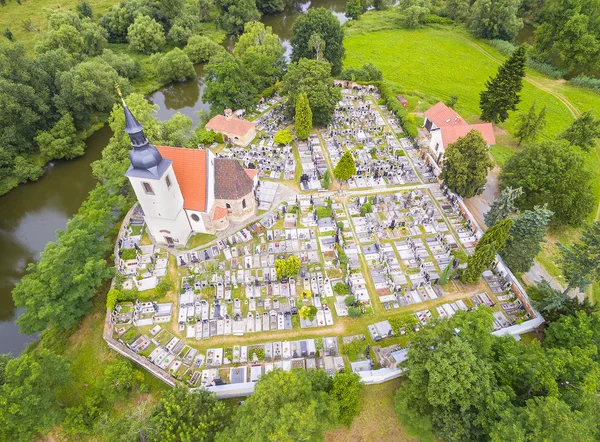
[127,15,166,54]
[101,49,140,78]
[348,306,362,317]
[470,0,522,40]
[274,256,301,280]
[558,110,600,152]
[36,113,85,160]
[149,387,228,442]
[234,22,286,92]
[159,112,193,146]
[291,8,345,75]
[440,130,492,198]
[185,35,223,63]
[12,156,43,184]
[202,50,257,115]
[273,129,292,145]
[344,295,355,307]
[215,0,261,35]
[256,0,284,15]
[36,24,85,57]
[321,169,331,189]
[299,305,318,321]
[558,221,600,294]
[281,58,340,126]
[334,151,357,187]
[99,6,135,43]
[295,92,312,139]
[77,0,93,18]
[157,48,196,83]
[332,372,363,427]
[500,140,594,226]
[501,205,553,273]
[217,369,339,442]
[334,282,350,295]
[4,28,14,41]
[399,0,431,29]
[461,218,513,283]
[346,0,362,20]
[100,359,137,401]
[479,46,527,123]
[80,19,108,56]
[528,281,597,323]
[515,103,547,145]
[445,0,470,22]
[0,350,72,442]
[484,186,523,227]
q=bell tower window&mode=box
[142,182,154,195]
[165,175,172,189]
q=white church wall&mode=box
[185,209,209,234]
[145,209,192,246]
[129,164,184,221]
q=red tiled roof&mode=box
[441,124,496,150]
[214,159,255,200]
[424,102,465,128]
[156,146,208,212]
[205,115,255,136]
[213,206,228,220]
[245,168,258,180]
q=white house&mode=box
[423,102,496,167]
[122,103,258,247]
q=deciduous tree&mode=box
[333,151,357,187]
[440,130,492,198]
[558,221,600,295]
[480,46,527,123]
[332,372,363,426]
[157,48,196,83]
[299,305,318,321]
[184,35,223,63]
[273,129,292,145]
[558,110,600,152]
[470,0,522,40]
[275,255,301,280]
[256,0,284,15]
[215,0,261,35]
[291,8,345,75]
[346,0,362,20]
[127,15,166,54]
[515,102,547,145]
[36,113,85,160]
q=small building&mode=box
[423,102,495,166]
[206,109,256,147]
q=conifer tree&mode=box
[333,151,357,188]
[558,110,600,152]
[461,218,513,283]
[295,92,312,140]
[515,103,547,145]
[558,221,600,295]
[484,186,523,227]
[501,205,553,273]
[479,46,527,123]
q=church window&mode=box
[165,174,172,189]
[142,182,154,195]
[191,214,200,222]
[242,199,246,209]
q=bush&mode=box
[106,288,120,311]
[526,58,565,79]
[121,248,137,260]
[340,63,382,82]
[423,14,453,25]
[487,39,517,57]
[274,129,293,145]
[569,76,600,93]
[344,295,355,307]
[334,282,349,295]
[348,306,362,317]
[155,280,171,297]
[341,339,368,361]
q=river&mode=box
[0,0,348,355]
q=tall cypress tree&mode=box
[295,92,312,140]
[484,186,523,227]
[501,205,553,273]
[479,46,527,123]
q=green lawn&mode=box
[186,232,217,249]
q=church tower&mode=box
[123,103,192,246]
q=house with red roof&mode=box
[122,104,258,247]
[205,109,256,147]
[423,102,495,166]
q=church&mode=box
[123,103,258,247]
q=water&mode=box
[516,23,535,45]
[0,0,348,355]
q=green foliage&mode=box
[99,358,138,402]
[256,0,284,14]
[274,256,301,280]
[282,58,340,127]
[334,282,350,295]
[80,19,109,57]
[12,184,125,333]
[461,218,513,283]
[558,221,600,294]
[215,0,261,35]
[299,305,318,321]
[167,24,192,47]
[528,281,598,323]
[11,156,43,184]
[0,350,72,442]
[295,91,313,139]
[501,205,553,274]
[157,48,196,83]
[558,110,600,152]
[149,387,229,442]
[499,140,594,226]
[35,113,85,160]
[3,27,13,41]
[340,63,382,82]
[440,129,492,198]
[334,151,357,185]
[234,21,285,92]
[321,169,331,189]
[101,49,140,79]
[360,202,372,216]
[479,46,527,123]
[341,338,368,361]
[514,102,547,145]
[106,288,120,311]
[331,372,363,427]
[99,5,135,43]
[291,7,345,75]
[344,295,356,307]
[470,0,522,40]
[217,369,339,442]
[36,24,84,57]
[185,35,223,63]
[127,15,166,54]
[569,75,600,93]
[76,0,93,19]
[346,0,363,20]
[398,0,431,29]
[202,50,257,115]
[273,129,292,145]
[348,306,362,317]
[484,186,523,227]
